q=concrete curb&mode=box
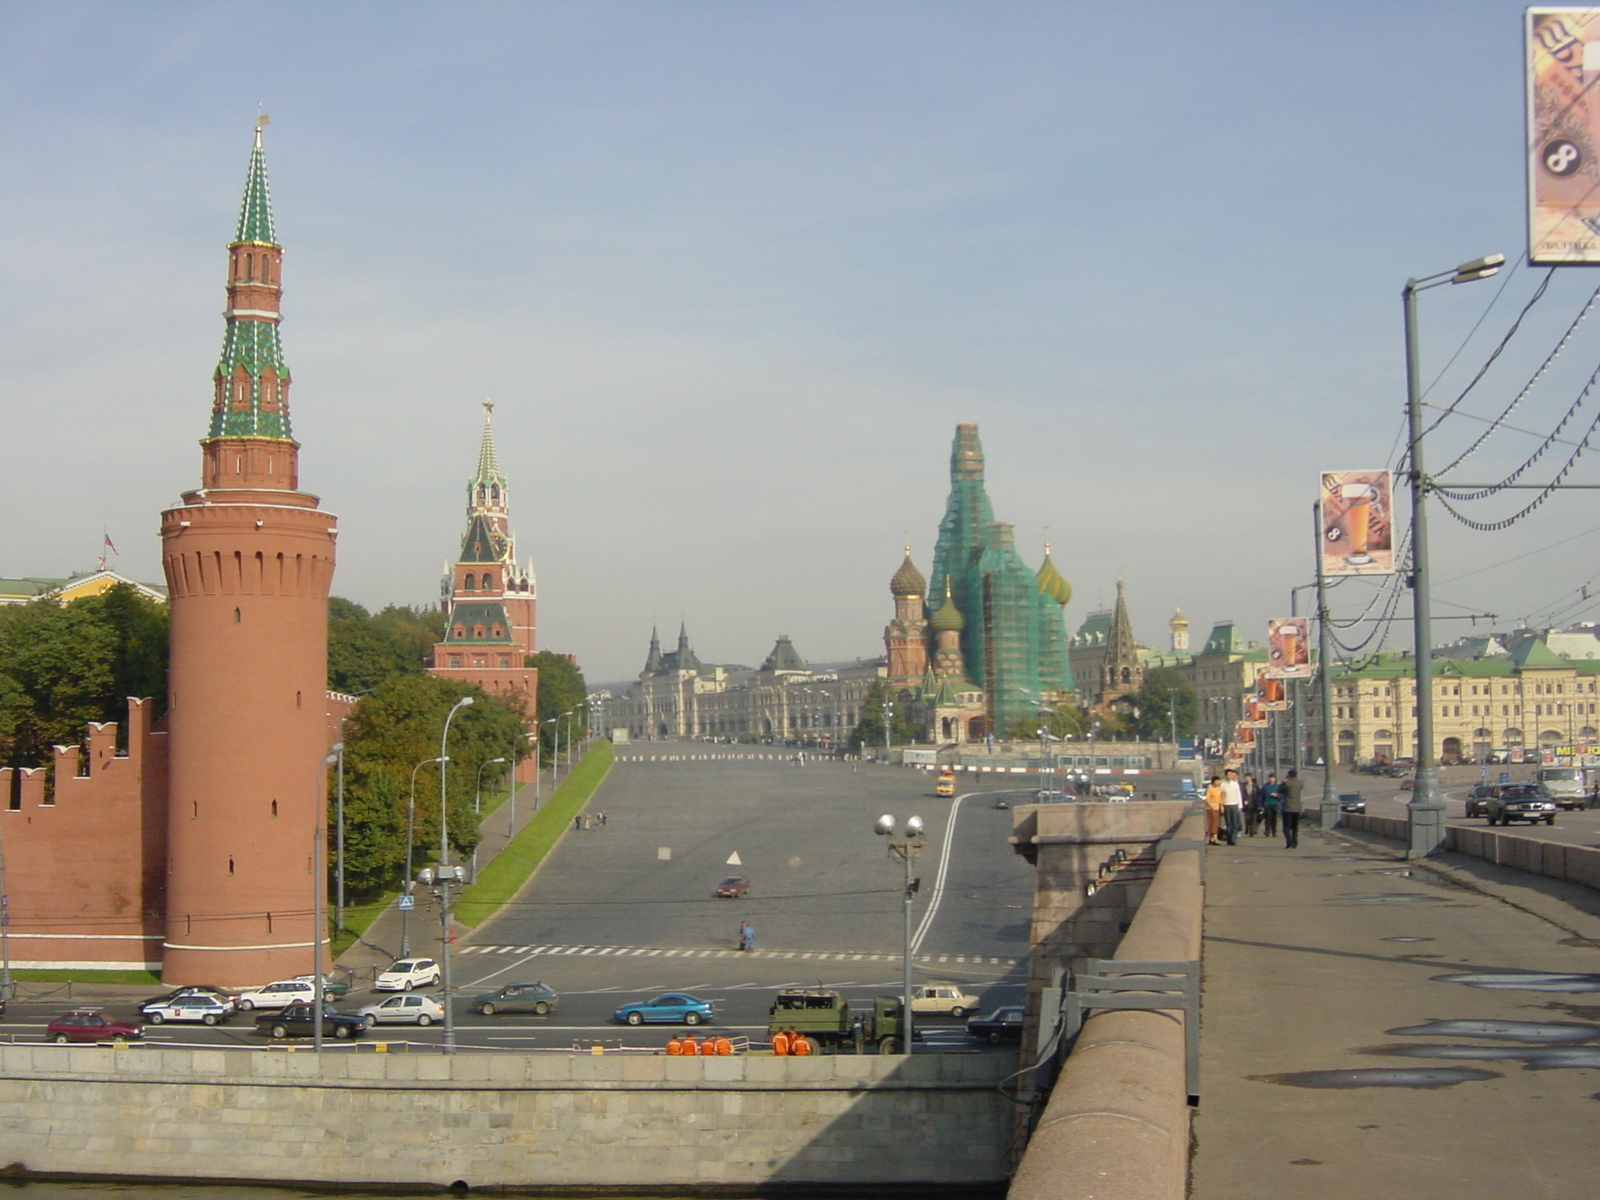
[1007,812,1204,1200]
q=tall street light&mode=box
[874,813,926,1053]
[1403,252,1503,859]
[326,742,345,933]
[401,756,446,957]
[472,756,507,879]
[435,695,475,1054]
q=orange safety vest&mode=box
[714,1037,733,1056]
[771,1030,791,1056]
[680,1035,698,1055]
[698,1037,716,1055]
[665,1037,682,1055]
[790,1033,811,1056]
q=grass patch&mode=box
[453,739,614,929]
[331,892,396,958]
[9,969,161,985]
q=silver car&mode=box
[356,993,446,1026]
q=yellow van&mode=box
[934,769,956,797]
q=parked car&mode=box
[291,972,351,998]
[139,986,238,1015]
[374,959,441,992]
[46,1010,142,1044]
[234,979,319,1011]
[613,993,716,1026]
[994,797,1011,809]
[357,993,446,1027]
[1338,793,1367,814]
[255,1003,370,1040]
[714,876,750,899]
[966,1005,1025,1045]
[469,982,559,1016]
[1485,784,1557,826]
[910,982,980,1018]
[143,995,233,1026]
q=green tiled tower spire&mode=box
[208,120,292,442]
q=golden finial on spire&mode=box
[483,398,494,415]
[254,109,270,148]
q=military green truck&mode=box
[766,987,913,1054]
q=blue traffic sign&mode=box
[397,895,415,911]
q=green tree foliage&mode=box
[1111,668,1198,740]
[0,584,168,766]
[327,598,443,694]
[529,651,588,758]
[336,673,529,896]
[850,680,916,752]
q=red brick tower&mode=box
[884,545,930,687]
[159,123,338,984]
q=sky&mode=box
[5,1,1600,685]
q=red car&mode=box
[715,876,750,898]
[46,1010,142,1044]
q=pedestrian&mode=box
[1281,768,1304,848]
[739,920,754,952]
[1220,768,1244,845]
[598,811,607,826]
[573,815,582,831]
[1242,773,1261,836]
[1203,775,1224,845]
[1260,772,1280,838]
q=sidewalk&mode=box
[335,765,568,982]
[1190,822,1600,1199]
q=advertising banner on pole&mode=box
[1258,675,1291,711]
[1528,9,1600,264]
[1319,470,1394,577]
[1266,617,1311,679]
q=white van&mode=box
[1537,766,1587,810]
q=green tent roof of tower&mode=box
[1508,637,1564,669]
[473,405,507,489]
[234,126,277,246]
[458,514,505,565]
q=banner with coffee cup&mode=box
[1266,617,1311,679]
[1528,9,1600,264]
[1319,470,1394,577]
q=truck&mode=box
[1537,766,1589,810]
[767,988,914,1054]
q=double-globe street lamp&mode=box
[873,813,926,1053]
[1402,252,1503,858]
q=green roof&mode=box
[443,602,514,644]
[457,515,504,565]
[1508,638,1564,669]
[234,126,277,246]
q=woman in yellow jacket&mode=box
[1203,775,1225,845]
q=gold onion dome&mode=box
[1036,545,1071,606]
[931,582,965,632]
[891,550,926,597]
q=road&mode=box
[1,749,1088,1052]
[1325,763,1600,846]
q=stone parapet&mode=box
[0,1047,1013,1189]
[1344,811,1600,889]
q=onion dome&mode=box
[890,547,926,598]
[931,580,965,632]
[1036,542,1071,606]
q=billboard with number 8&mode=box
[1528,8,1600,264]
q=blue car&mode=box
[614,993,715,1026]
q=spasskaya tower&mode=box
[159,122,338,984]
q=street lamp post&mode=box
[436,695,475,1054]
[472,755,507,878]
[312,823,325,1055]
[326,742,345,933]
[873,813,926,1053]
[402,756,447,958]
[1403,252,1503,858]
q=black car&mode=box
[255,1002,370,1040]
[966,1005,1025,1045]
[1338,793,1366,814]
[1484,784,1557,826]
[1464,783,1497,819]
[469,982,559,1016]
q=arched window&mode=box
[244,253,253,282]
[454,624,465,638]
[483,573,495,590]
[465,574,476,591]
[271,800,278,818]
[228,857,235,876]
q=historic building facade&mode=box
[428,403,538,712]
[603,627,884,743]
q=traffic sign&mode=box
[398,895,415,911]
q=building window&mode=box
[271,800,278,818]
[449,655,461,668]
[228,857,235,876]
[234,608,241,624]
[465,574,476,591]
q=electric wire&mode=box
[1423,266,1554,441]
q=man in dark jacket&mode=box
[1280,769,1304,849]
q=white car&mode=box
[374,958,442,992]
[357,993,447,1026]
[233,979,318,1011]
[144,995,233,1026]
[910,982,980,1018]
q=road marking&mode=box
[458,942,1024,967]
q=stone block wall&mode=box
[0,1045,1013,1189]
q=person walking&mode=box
[1203,775,1225,845]
[739,921,754,952]
[1242,773,1261,836]
[1220,768,1244,846]
[1260,772,1281,838]
[1280,768,1304,848]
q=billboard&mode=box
[1258,675,1291,711]
[1528,9,1600,263]
[1319,470,1395,577]
[1266,617,1311,679]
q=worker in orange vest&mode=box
[790,1029,812,1056]
[680,1033,698,1055]
[665,1036,682,1055]
[714,1036,733,1056]
[698,1037,716,1055]
[771,1029,791,1056]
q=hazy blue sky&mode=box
[5,1,1600,683]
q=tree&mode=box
[327,598,441,695]
[336,674,529,895]
[529,651,588,758]
[850,680,915,753]
[1113,668,1198,741]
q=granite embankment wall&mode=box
[1008,811,1205,1200]
[0,1045,1012,1190]
[1344,813,1600,887]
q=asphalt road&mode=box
[1328,764,1600,846]
[1,751,1095,1053]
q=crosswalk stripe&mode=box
[461,941,1023,965]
